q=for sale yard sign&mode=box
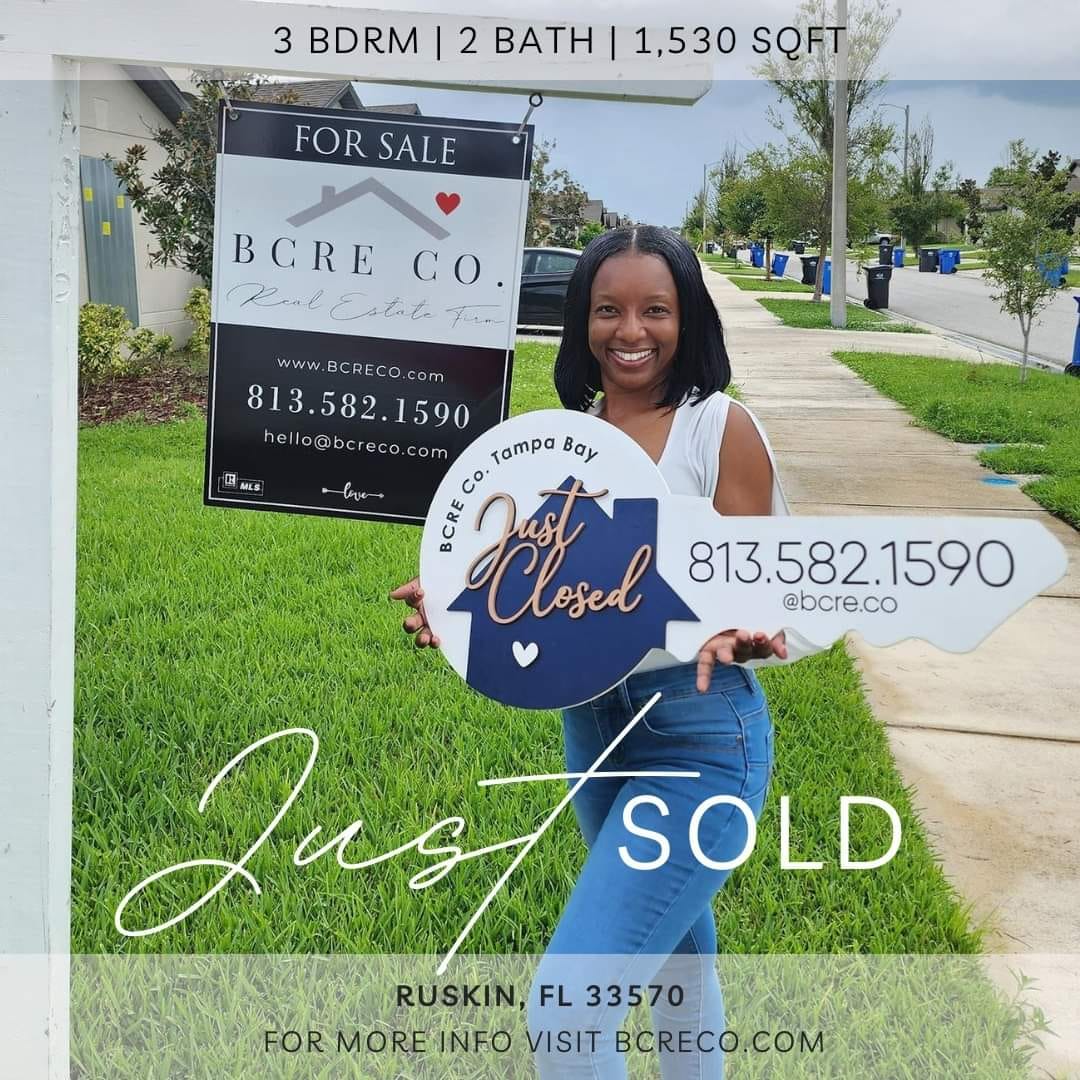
[204,100,533,524]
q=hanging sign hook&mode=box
[511,93,543,144]
[208,67,240,121]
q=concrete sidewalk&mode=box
[704,267,1080,1079]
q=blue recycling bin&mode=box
[1036,255,1068,288]
[939,249,960,274]
[750,245,764,268]
[771,253,789,276]
[822,259,832,296]
[893,246,905,268]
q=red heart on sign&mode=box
[435,192,461,215]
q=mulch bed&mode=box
[79,365,207,426]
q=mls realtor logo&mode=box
[421,411,686,709]
[218,471,264,496]
[420,411,1069,711]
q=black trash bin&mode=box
[918,247,939,273]
[793,240,806,255]
[878,242,894,266]
[800,255,819,285]
[725,246,737,258]
[864,264,893,309]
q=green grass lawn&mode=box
[1066,269,1079,287]
[728,275,813,293]
[702,258,772,277]
[758,298,927,332]
[68,338,1054,1073]
[703,259,761,271]
[837,351,1080,527]
[74,338,978,961]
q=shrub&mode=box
[78,303,134,384]
[128,326,174,368]
[78,304,176,386]
[184,286,211,361]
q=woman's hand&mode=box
[696,629,787,691]
[388,577,441,649]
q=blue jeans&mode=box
[527,661,774,1079]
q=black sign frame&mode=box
[203,100,534,526]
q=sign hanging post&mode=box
[0,55,80,1080]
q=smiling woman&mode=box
[393,225,815,1080]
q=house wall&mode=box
[582,199,603,223]
[78,64,200,345]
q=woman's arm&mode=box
[713,398,774,517]
[693,398,787,689]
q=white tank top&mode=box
[588,391,817,673]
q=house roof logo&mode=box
[446,476,697,709]
[420,409,695,710]
[287,178,451,239]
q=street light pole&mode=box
[882,102,910,181]
[830,0,848,328]
[701,161,707,252]
[902,103,909,180]
[882,100,910,249]
[700,158,725,253]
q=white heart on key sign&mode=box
[512,641,539,668]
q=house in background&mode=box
[249,80,420,117]
[1067,159,1080,194]
[77,67,420,346]
[582,198,604,224]
[78,64,201,342]
[535,192,628,245]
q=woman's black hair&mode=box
[553,225,731,411]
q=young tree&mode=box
[743,136,891,288]
[525,139,587,247]
[683,146,743,251]
[1032,149,1080,235]
[718,175,772,268]
[957,178,983,242]
[720,179,769,240]
[889,120,936,251]
[110,72,299,286]
[983,140,1078,382]
[706,143,744,245]
[681,188,708,250]
[889,119,964,250]
[757,0,899,297]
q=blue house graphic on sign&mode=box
[448,475,699,709]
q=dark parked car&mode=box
[517,247,581,327]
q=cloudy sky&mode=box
[351,78,1080,226]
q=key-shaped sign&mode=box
[420,410,1068,709]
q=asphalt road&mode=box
[774,252,1079,367]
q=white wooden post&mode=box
[0,54,80,1079]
